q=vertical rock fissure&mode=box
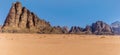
[2,2,51,33]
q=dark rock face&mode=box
[2,2,51,33]
[69,26,83,34]
[91,21,113,35]
[62,26,69,34]
[68,21,113,35]
[83,25,92,34]
[111,21,120,34]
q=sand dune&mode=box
[0,33,120,55]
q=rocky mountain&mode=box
[69,26,83,34]
[2,2,51,33]
[111,21,120,34]
[83,25,92,34]
[62,26,69,34]
[0,2,115,35]
[111,21,120,28]
[68,21,113,35]
[50,26,64,34]
[91,21,113,35]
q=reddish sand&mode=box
[0,33,120,55]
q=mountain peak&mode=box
[111,21,120,28]
[2,2,51,33]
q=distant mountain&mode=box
[68,21,113,35]
[69,26,83,34]
[111,21,120,28]
[0,1,115,35]
[91,21,113,35]
[111,21,120,34]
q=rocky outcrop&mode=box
[68,21,113,35]
[50,26,64,34]
[0,25,2,32]
[39,26,69,34]
[83,25,92,34]
[69,26,83,34]
[91,21,113,35]
[62,26,69,34]
[2,2,51,33]
[1,2,115,35]
[111,21,120,34]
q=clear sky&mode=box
[0,0,120,27]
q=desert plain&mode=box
[0,33,120,55]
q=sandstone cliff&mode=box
[1,2,114,35]
[2,2,51,33]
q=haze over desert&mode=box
[0,33,120,55]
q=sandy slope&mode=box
[0,33,120,55]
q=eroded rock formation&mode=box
[2,2,51,33]
[91,21,113,35]
[111,21,120,34]
[83,25,92,34]
[62,26,69,34]
[69,26,83,34]
[1,2,115,35]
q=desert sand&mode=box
[0,33,120,55]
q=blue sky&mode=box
[0,0,120,27]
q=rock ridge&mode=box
[2,2,51,33]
